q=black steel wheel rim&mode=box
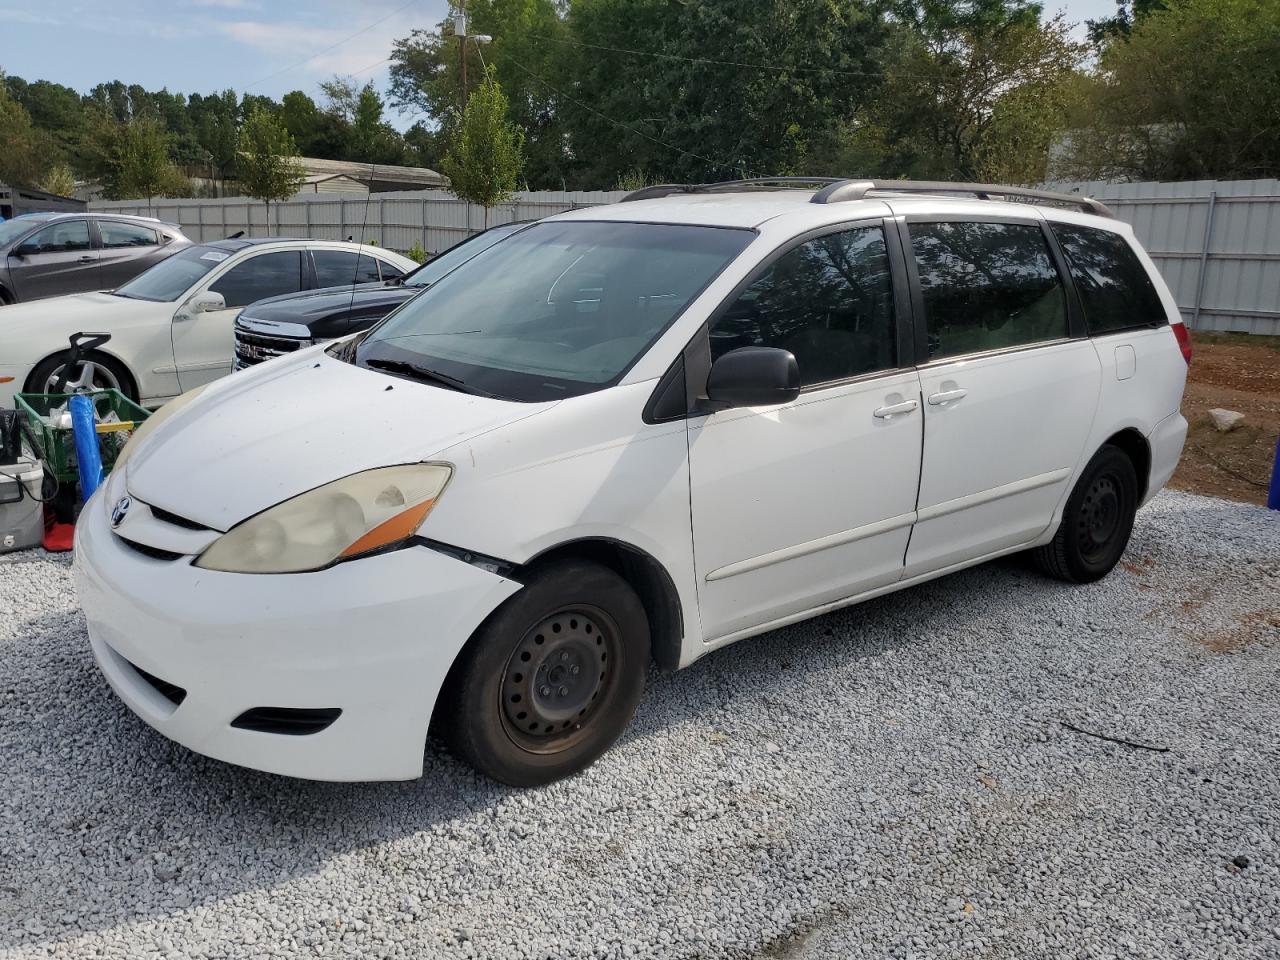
[499,605,620,754]
[1077,471,1125,563]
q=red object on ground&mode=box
[43,509,75,553]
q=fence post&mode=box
[339,200,347,241]
[421,198,428,253]
[196,204,204,243]
[305,200,312,239]
[1191,189,1218,329]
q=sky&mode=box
[0,0,1119,133]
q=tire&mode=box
[0,287,12,306]
[440,559,651,787]
[27,350,137,401]
[1031,444,1139,584]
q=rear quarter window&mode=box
[1051,223,1168,335]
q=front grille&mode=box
[130,662,187,706]
[150,505,210,531]
[117,537,183,562]
[234,330,307,367]
[231,707,342,736]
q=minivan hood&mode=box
[127,349,556,531]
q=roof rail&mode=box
[810,179,1114,217]
[620,177,843,202]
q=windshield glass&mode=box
[356,221,753,402]
[403,222,524,288]
[0,215,53,247]
[113,245,231,301]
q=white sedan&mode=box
[0,238,416,407]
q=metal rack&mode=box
[621,177,1114,218]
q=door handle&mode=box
[927,388,968,405]
[873,399,919,419]
[78,256,96,263]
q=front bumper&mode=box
[73,488,522,781]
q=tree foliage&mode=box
[237,107,307,215]
[1057,0,1280,181]
[91,116,191,203]
[0,75,50,188]
[441,68,525,221]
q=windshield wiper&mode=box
[364,357,496,397]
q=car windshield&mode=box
[0,216,53,246]
[402,222,525,288]
[356,220,753,402]
[113,245,231,301]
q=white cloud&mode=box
[187,0,262,9]
[0,8,63,24]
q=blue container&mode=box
[1268,435,1280,512]
[70,394,104,502]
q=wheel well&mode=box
[523,539,685,672]
[0,285,12,305]
[23,348,139,401]
[1104,428,1151,500]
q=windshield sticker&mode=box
[200,251,230,262]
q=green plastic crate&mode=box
[14,389,150,484]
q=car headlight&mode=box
[114,384,209,471]
[194,463,452,574]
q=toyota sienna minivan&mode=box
[75,179,1190,786]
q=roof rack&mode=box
[810,179,1114,217]
[620,177,1113,218]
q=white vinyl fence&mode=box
[89,189,627,260]
[94,179,1280,335]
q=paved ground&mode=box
[1,491,1277,960]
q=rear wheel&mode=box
[27,351,136,401]
[441,559,650,787]
[1031,444,1138,583]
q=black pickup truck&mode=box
[232,222,526,370]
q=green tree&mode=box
[40,163,77,197]
[91,116,190,207]
[441,68,525,225]
[841,3,1085,183]
[190,90,241,191]
[390,0,572,187]
[0,76,49,187]
[237,106,306,228]
[1059,0,1280,181]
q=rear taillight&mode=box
[1172,322,1192,365]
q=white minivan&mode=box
[74,180,1191,786]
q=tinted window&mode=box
[27,221,91,253]
[405,224,523,288]
[99,221,159,248]
[313,250,381,287]
[210,251,303,308]
[911,221,1067,360]
[358,221,752,402]
[379,260,406,281]
[0,216,54,247]
[114,245,227,302]
[1051,224,1167,334]
[711,226,896,386]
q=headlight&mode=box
[194,463,452,574]
[113,384,209,471]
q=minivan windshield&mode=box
[356,220,753,401]
[113,245,230,301]
[403,221,525,289]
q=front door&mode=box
[687,222,923,642]
[901,218,1103,576]
[10,219,99,300]
[172,249,304,391]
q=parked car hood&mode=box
[0,292,160,362]
[126,347,557,531]
[241,282,419,329]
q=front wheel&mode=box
[28,350,136,401]
[1031,444,1139,583]
[440,559,650,787]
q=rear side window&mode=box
[910,221,1067,360]
[1051,224,1167,334]
[210,251,303,308]
[99,221,159,248]
[710,225,897,386]
[378,260,406,281]
[313,250,382,287]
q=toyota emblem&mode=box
[110,496,132,528]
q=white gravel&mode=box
[1,490,1278,960]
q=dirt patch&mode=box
[1198,607,1280,654]
[1168,333,1279,506]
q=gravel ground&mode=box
[1,490,1278,960]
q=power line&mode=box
[503,52,739,176]
[243,0,421,91]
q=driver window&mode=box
[710,225,897,386]
[209,251,304,308]
[27,221,91,254]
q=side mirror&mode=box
[186,291,226,315]
[10,244,35,259]
[706,346,800,409]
